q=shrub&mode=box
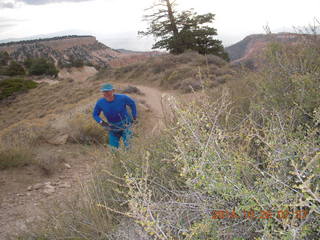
[0,77,38,100]
[27,58,59,77]
[5,61,26,76]
[0,51,10,66]
[0,123,42,169]
[67,112,107,144]
[0,146,34,169]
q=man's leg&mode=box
[122,127,132,149]
[108,131,120,148]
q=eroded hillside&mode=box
[0,35,162,69]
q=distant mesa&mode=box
[225,32,310,69]
[0,35,162,69]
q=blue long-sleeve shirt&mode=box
[93,94,137,123]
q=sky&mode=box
[0,0,319,51]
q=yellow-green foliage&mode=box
[0,77,38,100]
[112,35,320,239]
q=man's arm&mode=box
[125,95,137,120]
[92,102,103,123]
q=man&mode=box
[93,83,137,148]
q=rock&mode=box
[44,182,52,186]
[27,186,33,191]
[51,182,60,186]
[64,163,71,169]
[47,134,69,145]
[121,86,144,95]
[138,103,151,112]
[33,183,43,190]
[43,185,55,195]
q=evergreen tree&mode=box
[6,61,25,76]
[139,0,229,60]
[0,51,10,66]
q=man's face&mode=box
[103,90,114,98]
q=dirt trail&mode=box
[0,84,170,239]
[131,84,169,135]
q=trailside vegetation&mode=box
[0,51,59,77]
[0,77,38,100]
[24,58,59,77]
[19,32,320,239]
[139,0,229,60]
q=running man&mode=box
[93,83,137,148]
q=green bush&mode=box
[0,51,10,66]
[0,77,38,100]
[5,61,26,76]
[26,58,59,76]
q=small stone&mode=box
[17,193,24,197]
[27,186,33,191]
[43,186,55,195]
[48,134,69,145]
[64,163,71,169]
[33,183,43,190]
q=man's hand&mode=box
[132,118,138,125]
[99,120,110,128]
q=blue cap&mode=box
[100,84,114,92]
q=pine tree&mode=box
[139,0,229,61]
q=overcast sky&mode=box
[0,0,319,51]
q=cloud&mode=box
[0,3,15,8]
[0,0,94,8]
[18,0,93,5]
[0,18,22,33]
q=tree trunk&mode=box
[164,0,179,37]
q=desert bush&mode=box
[0,123,42,169]
[0,51,10,66]
[254,38,320,129]
[0,77,38,100]
[67,112,107,144]
[35,153,65,176]
[26,58,59,77]
[5,61,26,76]
[0,146,34,169]
[105,32,320,239]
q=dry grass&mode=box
[0,146,34,169]
[66,112,107,144]
[94,51,235,92]
[0,77,101,132]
